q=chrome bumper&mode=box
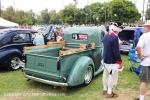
[25,75,68,87]
[120,49,129,52]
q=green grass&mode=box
[0,55,149,100]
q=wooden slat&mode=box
[59,48,85,56]
[24,41,65,52]
[80,42,96,49]
[24,41,96,56]
[24,45,48,52]
[59,42,96,56]
[91,42,96,49]
[47,41,65,46]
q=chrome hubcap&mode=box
[11,57,21,69]
[84,66,93,84]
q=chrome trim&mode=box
[25,53,59,59]
[25,75,68,86]
[120,49,129,52]
[0,43,32,49]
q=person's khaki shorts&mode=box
[140,66,150,83]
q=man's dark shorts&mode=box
[140,66,150,83]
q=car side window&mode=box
[13,33,30,43]
[24,33,30,42]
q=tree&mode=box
[14,10,34,25]
[61,4,77,24]
[146,8,150,20]
[84,2,106,24]
[27,10,36,25]
[1,1,141,25]
[74,8,85,24]
[49,10,61,24]
[108,0,141,23]
[1,6,16,22]
[40,9,50,24]
[1,6,37,25]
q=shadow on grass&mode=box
[26,80,85,95]
[24,73,102,96]
[0,66,24,73]
[0,67,11,73]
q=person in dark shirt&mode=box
[102,22,123,98]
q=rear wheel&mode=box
[84,65,93,85]
[9,56,22,70]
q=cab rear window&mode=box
[72,33,88,40]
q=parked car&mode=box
[118,27,145,52]
[24,26,105,87]
[0,28,37,70]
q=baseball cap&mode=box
[110,22,122,32]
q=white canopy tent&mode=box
[0,17,19,28]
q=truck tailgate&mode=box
[25,54,60,80]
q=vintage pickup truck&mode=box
[24,26,105,86]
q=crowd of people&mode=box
[102,20,150,100]
[32,23,69,46]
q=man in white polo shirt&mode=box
[135,20,150,100]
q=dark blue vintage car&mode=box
[0,28,36,70]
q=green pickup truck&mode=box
[24,26,105,86]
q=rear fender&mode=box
[0,48,22,62]
[67,56,94,86]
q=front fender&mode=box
[67,56,94,86]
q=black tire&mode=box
[84,65,93,85]
[9,56,22,70]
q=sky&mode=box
[0,0,148,14]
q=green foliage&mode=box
[108,0,141,23]
[60,4,77,24]
[1,7,16,22]
[15,10,34,25]
[1,0,141,25]
[40,9,50,25]
[146,8,150,20]
[2,7,36,25]
[49,10,61,24]
[84,2,106,24]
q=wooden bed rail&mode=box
[59,42,96,56]
[47,41,65,46]
[24,41,95,56]
[24,41,65,52]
